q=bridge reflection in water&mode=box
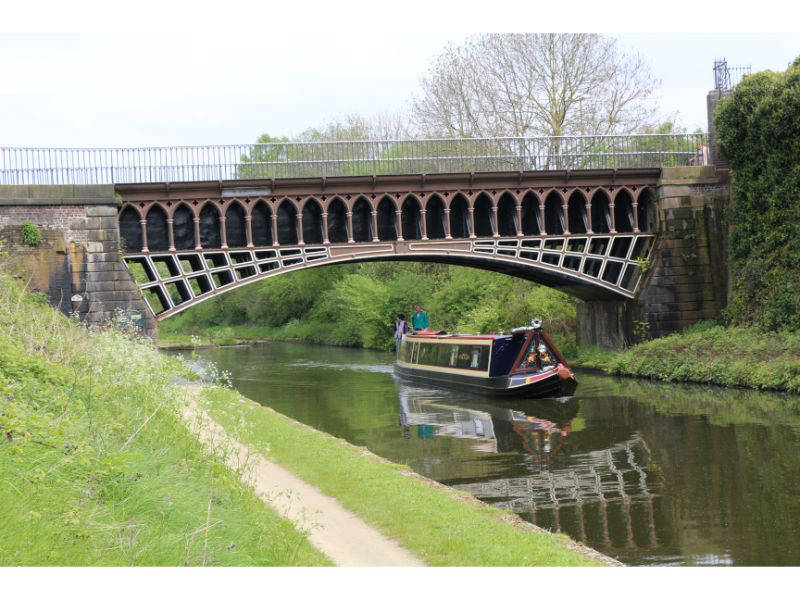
[398,388,660,557]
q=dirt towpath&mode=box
[181,389,425,567]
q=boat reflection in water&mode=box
[397,382,662,560]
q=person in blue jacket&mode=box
[412,304,429,331]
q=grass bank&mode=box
[199,385,608,566]
[570,324,800,393]
[157,324,281,349]
[603,324,800,392]
[0,273,328,566]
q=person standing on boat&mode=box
[412,304,429,332]
[395,313,409,351]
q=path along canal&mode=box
[177,341,800,566]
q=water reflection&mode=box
[177,342,800,566]
[396,383,660,559]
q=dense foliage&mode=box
[159,264,578,354]
[716,57,800,331]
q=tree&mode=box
[716,58,800,331]
[297,113,413,142]
[412,34,659,139]
[237,133,291,178]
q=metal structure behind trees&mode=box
[1,133,708,185]
[713,59,751,91]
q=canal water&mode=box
[179,341,800,566]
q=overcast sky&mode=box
[1,30,798,147]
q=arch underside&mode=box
[125,234,656,320]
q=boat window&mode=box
[453,344,490,371]
[408,340,491,372]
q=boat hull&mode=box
[394,362,577,399]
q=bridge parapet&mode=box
[2,134,707,185]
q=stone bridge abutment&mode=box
[0,185,156,335]
[577,166,730,347]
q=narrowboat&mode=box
[395,319,577,399]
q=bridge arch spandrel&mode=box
[250,200,273,246]
[400,194,423,241]
[613,188,635,233]
[520,191,542,236]
[125,230,655,321]
[590,189,613,234]
[172,202,197,250]
[376,196,398,241]
[224,200,249,248]
[424,194,447,240]
[198,202,222,249]
[119,204,144,253]
[497,191,518,237]
[567,190,589,235]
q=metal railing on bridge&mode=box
[1,133,708,185]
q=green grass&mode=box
[603,324,800,393]
[0,272,329,566]
[157,324,281,349]
[566,345,625,370]
[200,386,605,567]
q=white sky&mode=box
[1,2,799,147]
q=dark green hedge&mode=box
[715,57,800,331]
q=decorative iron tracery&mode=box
[118,174,660,318]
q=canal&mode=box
[179,341,800,566]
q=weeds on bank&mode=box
[0,272,327,566]
[604,324,800,393]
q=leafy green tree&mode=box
[716,58,800,331]
[237,133,291,179]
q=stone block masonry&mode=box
[0,185,156,336]
[577,166,730,348]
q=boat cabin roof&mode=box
[406,331,517,342]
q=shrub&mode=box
[21,220,42,247]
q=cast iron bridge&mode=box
[1,134,707,319]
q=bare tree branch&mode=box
[412,34,660,139]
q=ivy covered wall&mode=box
[716,57,800,331]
